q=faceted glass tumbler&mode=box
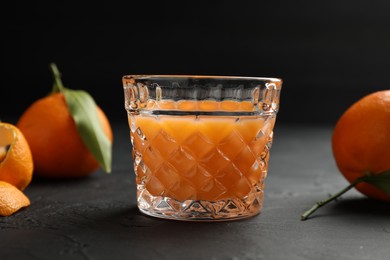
[123,75,282,221]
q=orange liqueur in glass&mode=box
[129,100,275,220]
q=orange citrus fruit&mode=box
[0,181,30,216]
[0,122,33,190]
[17,92,113,178]
[332,90,390,201]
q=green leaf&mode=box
[362,171,390,195]
[63,88,112,173]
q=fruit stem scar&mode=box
[301,177,366,221]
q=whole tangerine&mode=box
[17,64,113,178]
[17,92,112,178]
[301,90,390,220]
[332,90,390,201]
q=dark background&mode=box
[2,1,390,126]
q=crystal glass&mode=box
[123,75,282,221]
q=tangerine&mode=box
[332,90,390,201]
[17,92,113,178]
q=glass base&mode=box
[137,188,263,221]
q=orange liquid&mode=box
[130,101,275,201]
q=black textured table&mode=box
[1,124,389,260]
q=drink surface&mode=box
[129,101,275,201]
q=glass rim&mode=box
[122,74,282,83]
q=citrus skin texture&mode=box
[332,90,390,201]
[0,123,33,190]
[0,181,30,216]
[17,93,113,178]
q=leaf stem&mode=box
[50,63,65,93]
[301,177,368,221]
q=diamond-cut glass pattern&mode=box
[167,149,196,176]
[129,114,274,220]
[199,148,230,174]
[217,131,245,159]
[150,130,179,159]
[124,75,282,220]
[181,133,215,159]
